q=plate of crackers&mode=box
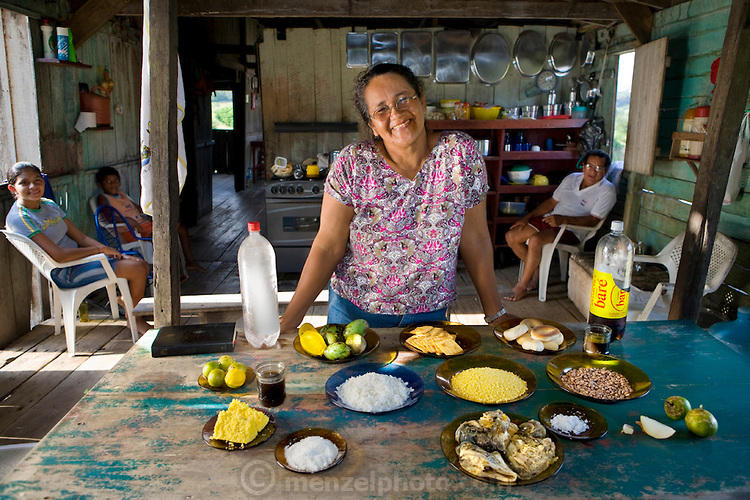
[494,318,576,354]
[400,322,481,358]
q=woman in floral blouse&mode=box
[280,64,510,331]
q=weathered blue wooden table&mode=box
[1,320,748,498]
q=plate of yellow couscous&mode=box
[435,354,537,404]
[202,400,276,450]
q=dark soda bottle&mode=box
[588,220,634,340]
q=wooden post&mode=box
[147,0,181,327]
[670,0,750,321]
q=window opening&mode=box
[612,51,635,162]
[211,90,234,130]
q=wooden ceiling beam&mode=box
[68,0,132,48]
[613,1,654,44]
[118,0,621,21]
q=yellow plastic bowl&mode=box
[471,106,502,120]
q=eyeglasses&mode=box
[369,95,419,122]
[583,163,607,173]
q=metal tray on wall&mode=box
[548,32,577,75]
[371,32,399,66]
[346,32,369,68]
[435,31,472,83]
[401,31,433,77]
[471,32,511,85]
[513,30,546,77]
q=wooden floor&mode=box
[0,174,583,448]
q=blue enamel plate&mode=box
[325,363,424,414]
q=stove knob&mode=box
[287,186,296,194]
[270,185,278,194]
[296,186,304,194]
[311,185,321,194]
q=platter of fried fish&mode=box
[440,409,564,485]
[400,322,481,358]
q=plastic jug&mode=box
[238,222,280,348]
[588,220,634,341]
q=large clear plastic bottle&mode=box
[588,220,634,340]
[238,222,280,348]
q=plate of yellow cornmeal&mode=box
[435,354,537,404]
[400,322,481,358]
[202,399,276,450]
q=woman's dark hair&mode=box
[353,63,423,124]
[7,162,42,184]
[581,149,612,170]
[95,166,121,185]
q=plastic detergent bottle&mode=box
[238,222,280,348]
[588,220,634,341]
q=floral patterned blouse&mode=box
[325,131,488,315]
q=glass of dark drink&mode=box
[256,361,286,407]
[584,324,612,355]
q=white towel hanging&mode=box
[724,112,749,205]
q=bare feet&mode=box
[135,316,152,335]
[504,282,529,301]
[526,270,540,291]
[187,262,207,273]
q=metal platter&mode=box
[441,411,564,485]
[435,30,472,83]
[548,32,577,75]
[471,32,511,85]
[401,31,432,77]
[513,30,546,77]
[371,32,398,65]
[346,32,369,68]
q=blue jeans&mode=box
[327,288,448,328]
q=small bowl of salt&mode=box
[275,428,347,473]
[538,402,608,440]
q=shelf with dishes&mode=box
[428,118,586,252]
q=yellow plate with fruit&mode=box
[294,321,380,363]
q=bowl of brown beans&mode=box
[546,353,651,403]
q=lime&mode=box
[229,362,248,374]
[218,355,235,371]
[685,406,718,437]
[225,369,246,389]
[300,330,327,356]
[202,361,221,379]
[664,396,692,420]
[298,323,317,335]
[207,368,226,388]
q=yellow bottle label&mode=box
[589,269,630,319]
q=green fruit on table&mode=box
[319,324,344,345]
[202,361,221,379]
[207,368,226,388]
[345,333,367,355]
[218,355,235,371]
[664,396,692,420]
[685,406,718,437]
[323,342,351,360]
[344,319,369,338]
[229,362,248,374]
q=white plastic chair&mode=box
[628,232,737,321]
[519,219,605,302]
[1,230,138,356]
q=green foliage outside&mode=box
[213,104,233,130]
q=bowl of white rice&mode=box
[325,363,424,414]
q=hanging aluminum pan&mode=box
[513,30,546,77]
[401,31,433,77]
[548,32,577,76]
[371,32,399,66]
[346,32,369,68]
[471,32,511,85]
[435,30,472,83]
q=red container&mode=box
[80,91,111,126]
